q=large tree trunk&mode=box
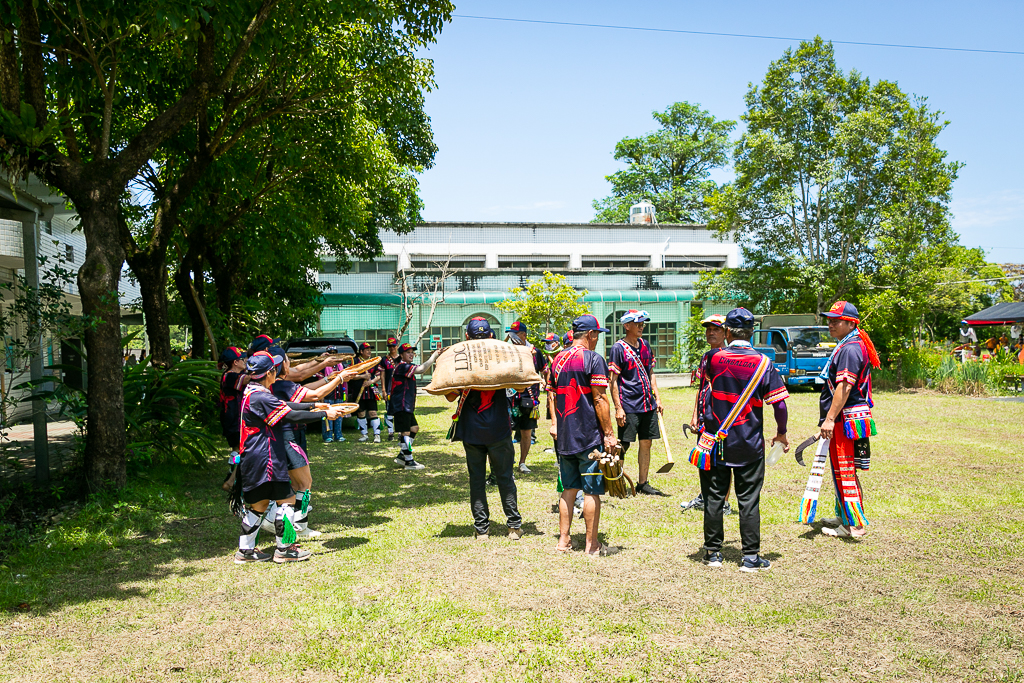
[76,198,127,491]
[126,251,173,369]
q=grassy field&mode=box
[1,388,1023,682]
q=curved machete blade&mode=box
[682,424,696,440]
[793,434,819,466]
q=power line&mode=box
[452,14,1024,56]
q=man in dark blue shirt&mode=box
[447,318,522,540]
[550,314,619,556]
[698,308,790,572]
[388,342,442,470]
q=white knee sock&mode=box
[274,503,296,548]
[357,417,368,434]
[370,418,380,435]
[293,490,310,532]
[385,414,394,433]
[239,508,262,550]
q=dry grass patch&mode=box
[1,389,1022,682]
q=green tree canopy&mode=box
[495,272,590,343]
[592,102,734,224]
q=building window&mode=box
[410,257,483,270]
[663,257,725,269]
[582,257,650,269]
[321,261,338,274]
[497,258,569,269]
[357,260,398,273]
[65,244,74,263]
[353,329,398,355]
[44,220,52,235]
[604,312,677,371]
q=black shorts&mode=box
[243,480,293,504]
[617,410,660,443]
[358,396,379,413]
[512,412,537,431]
[394,411,418,433]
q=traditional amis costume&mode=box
[234,351,332,563]
[608,309,665,496]
[388,342,442,470]
[350,342,383,442]
[381,337,400,440]
[800,300,880,536]
[506,320,546,473]
[447,318,522,539]
[690,308,789,572]
[217,347,249,490]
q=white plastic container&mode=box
[766,441,786,466]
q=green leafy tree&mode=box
[0,0,453,490]
[592,102,734,224]
[708,37,962,317]
[495,272,590,342]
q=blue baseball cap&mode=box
[466,317,494,339]
[822,300,860,322]
[561,332,573,347]
[724,307,756,329]
[572,314,610,334]
[509,320,528,334]
[248,334,281,354]
[246,350,283,378]
[219,347,244,363]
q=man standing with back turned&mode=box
[699,308,789,572]
[550,315,619,556]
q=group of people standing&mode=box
[219,298,879,569]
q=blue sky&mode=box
[416,1,1024,264]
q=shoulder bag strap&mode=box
[714,352,771,439]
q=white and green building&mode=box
[317,221,738,371]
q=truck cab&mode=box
[751,314,834,387]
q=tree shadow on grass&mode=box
[7,425,477,615]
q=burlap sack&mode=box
[424,339,542,395]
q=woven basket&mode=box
[424,339,542,395]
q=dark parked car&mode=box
[284,336,359,361]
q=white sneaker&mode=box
[358,434,369,442]
[373,434,381,443]
[295,527,322,540]
[518,463,531,474]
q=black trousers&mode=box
[699,457,765,556]
[465,436,521,534]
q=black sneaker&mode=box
[723,501,733,516]
[704,551,723,568]
[740,555,771,573]
[234,548,272,564]
[636,481,668,496]
[403,459,425,471]
[485,474,497,486]
[274,544,311,563]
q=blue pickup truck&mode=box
[751,314,835,387]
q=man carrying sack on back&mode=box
[446,318,523,541]
[692,308,789,572]
[804,301,881,539]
